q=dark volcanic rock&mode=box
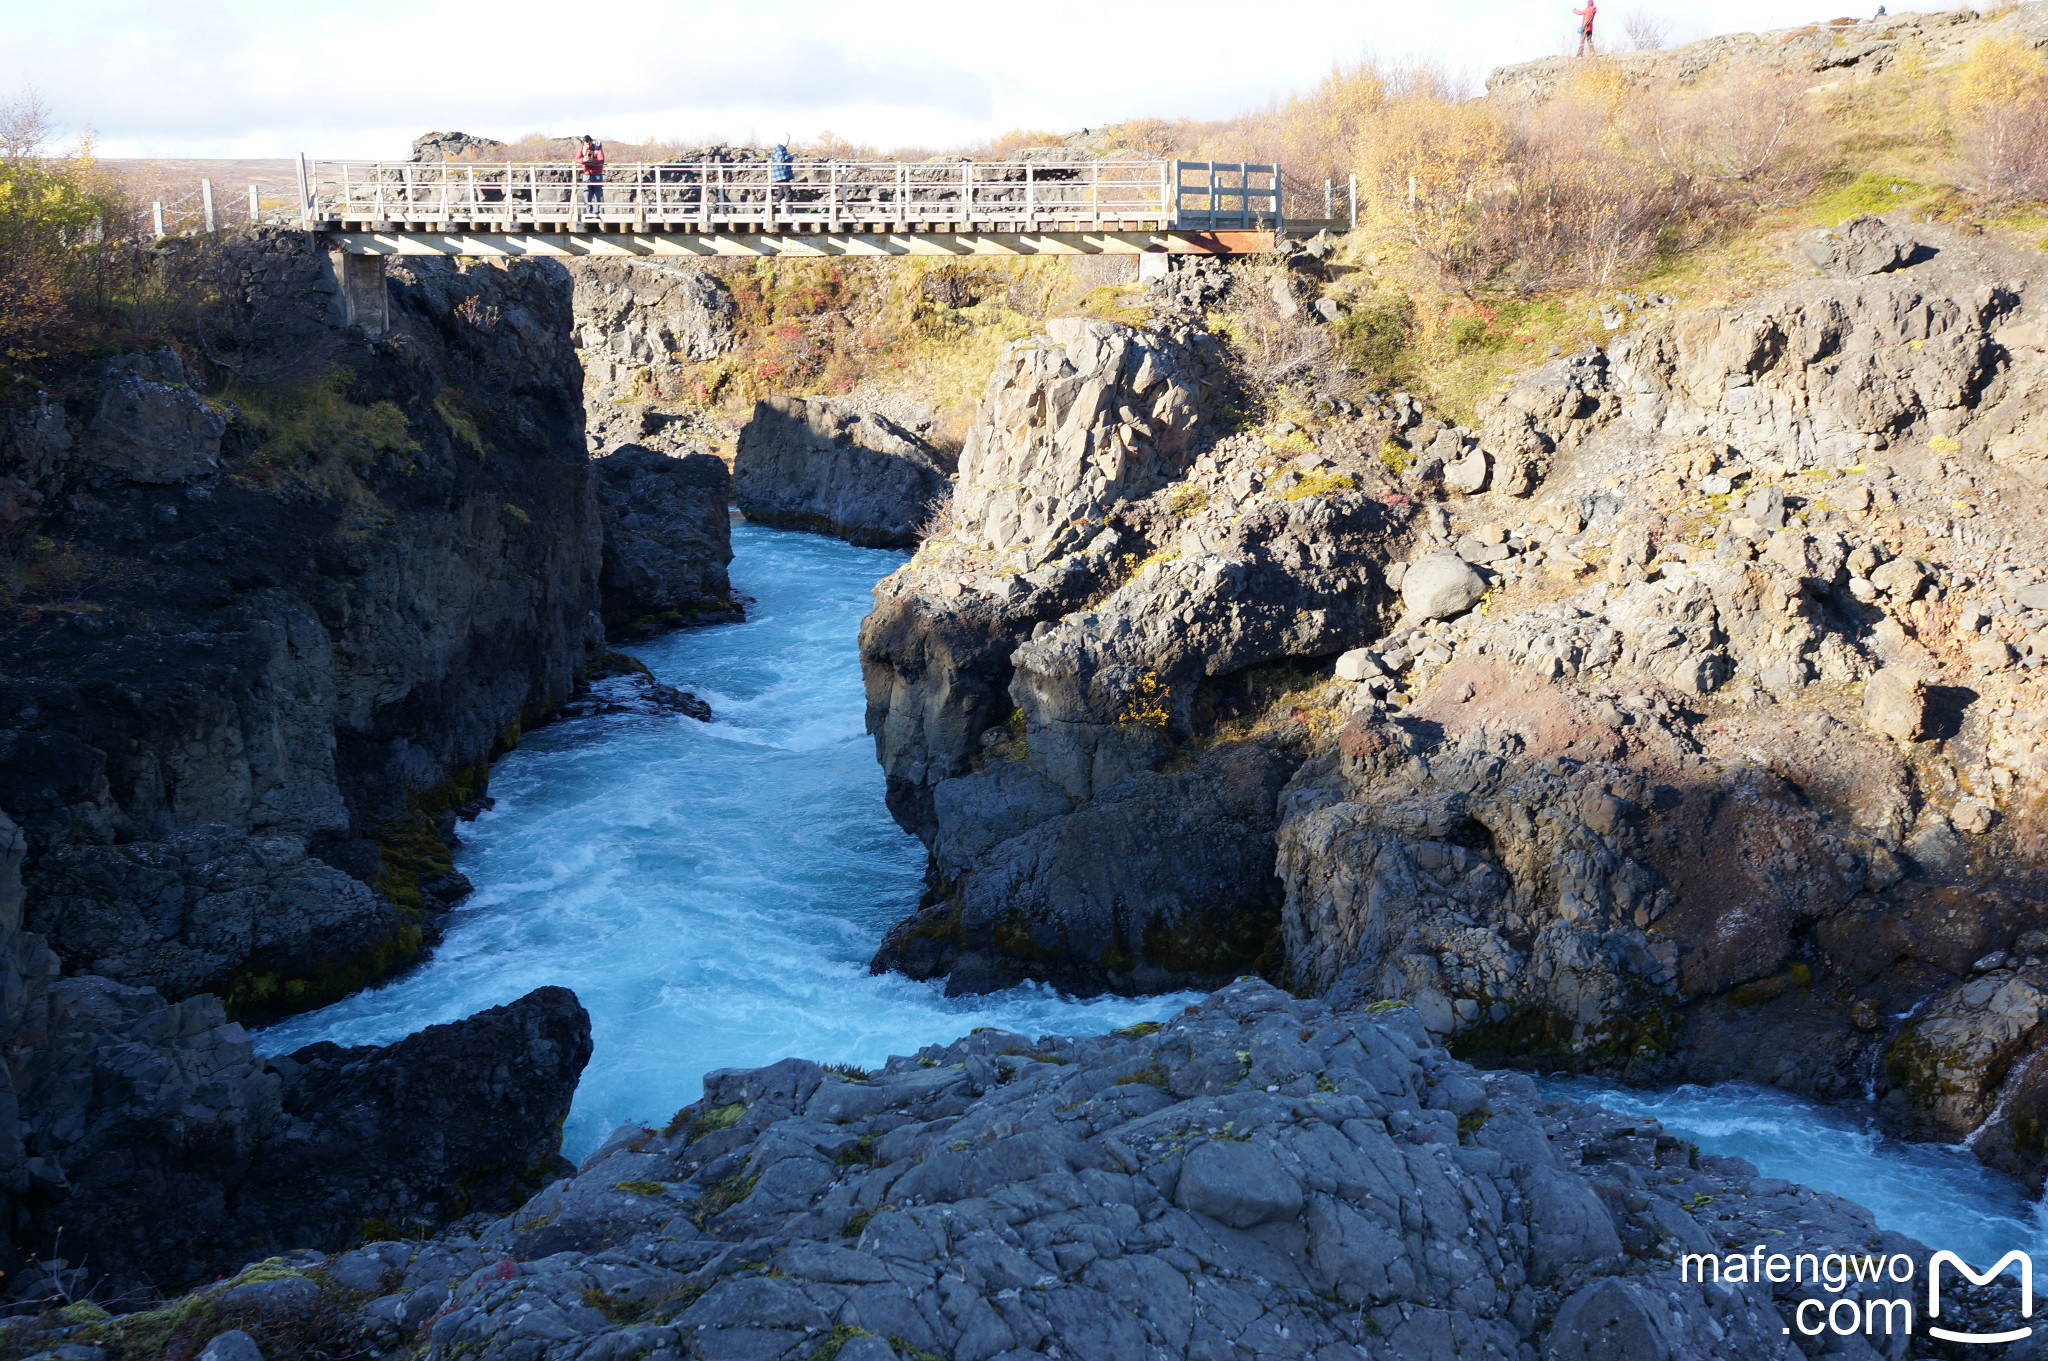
[0,947,589,1297]
[875,739,1303,997]
[78,978,2017,1361]
[0,229,604,999]
[591,443,739,636]
[734,396,950,546]
[252,986,592,1250]
[22,825,403,1001]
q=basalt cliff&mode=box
[862,219,2048,1202]
[0,231,732,1299]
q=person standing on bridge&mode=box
[576,135,607,213]
[1573,0,1597,55]
[769,143,794,212]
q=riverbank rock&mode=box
[21,825,404,1002]
[0,920,591,1297]
[1,230,604,1003]
[873,739,1303,996]
[592,444,740,636]
[52,977,2009,1360]
[734,396,951,547]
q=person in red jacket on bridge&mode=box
[1574,1,1597,55]
[576,135,606,211]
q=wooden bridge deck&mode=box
[300,158,1283,256]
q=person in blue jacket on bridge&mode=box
[769,143,794,212]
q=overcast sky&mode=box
[5,0,1927,160]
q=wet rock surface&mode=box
[41,979,2032,1360]
[735,396,951,547]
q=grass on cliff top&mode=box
[661,254,1150,445]
[1310,42,2036,428]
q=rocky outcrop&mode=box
[591,444,739,636]
[570,260,736,457]
[410,131,507,161]
[0,233,612,1297]
[874,739,1303,996]
[39,978,2012,1360]
[860,318,1257,841]
[1485,5,2048,106]
[863,315,1422,992]
[1258,220,2048,1188]
[951,317,1219,557]
[0,229,604,1005]
[734,396,951,546]
[0,918,590,1297]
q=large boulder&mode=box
[735,397,950,547]
[409,130,507,162]
[1400,553,1487,620]
[1803,215,1919,279]
[592,444,738,635]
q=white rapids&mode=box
[257,521,1195,1159]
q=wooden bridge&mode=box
[298,157,1282,259]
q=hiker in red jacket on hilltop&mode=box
[576,135,606,211]
[1574,1,1597,55]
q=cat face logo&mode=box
[1928,1250,2033,1345]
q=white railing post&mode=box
[296,153,312,229]
[1275,165,1284,235]
[152,200,164,238]
[201,179,215,232]
[248,183,259,223]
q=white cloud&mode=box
[0,0,1942,158]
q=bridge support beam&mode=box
[327,249,389,336]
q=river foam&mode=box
[258,521,1195,1158]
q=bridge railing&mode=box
[1172,161,1282,231]
[302,159,1194,232]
